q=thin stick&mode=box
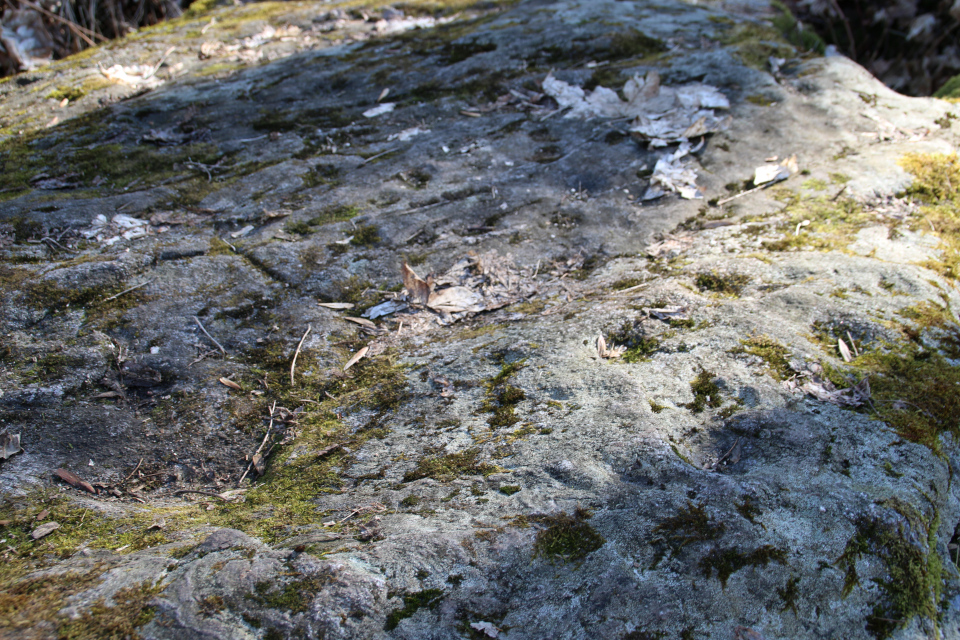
[174,490,228,501]
[118,458,143,485]
[193,316,226,355]
[237,401,276,486]
[290,324,312,385]
[103,279,154,303]
[359,148,398,166]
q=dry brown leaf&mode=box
[402,262,431,305]
[54,468,95,494]
[219,377,242,391]
[344,346,369,372]
[252,453,265,475]
[343,316,377,329]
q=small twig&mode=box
[237,401,277,486]
[193,316,226,355]
[612,282,650,295]
[290,324,312,386]
[103,279,154,303]
[359,148,398,166]
[118,458,143,486]
[713,437,742,468]
[174,490,228,501]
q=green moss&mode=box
[286,220,315,235]
[384,589,444,631]
[736,495,762,525]
[608,319,660,363]
[649,399,666,413]
[897,153,960,281]
[532,506,605,563]
[694,271,750,296]
[652,502,725,556]
[699,545,787,588]
[57,581,162,639]
[718,21,796,70]
[758,192,873,253]
[251,573,328,613]
[403,449,499,482]
[499,485,521,496]
[610,277,643,291]
[350,224,380,247]
[802,178,828,191]
[46,86,86,102]
[684,368,723,413]
[778,576,801,614]
[400,495,421,507]
[771,1,826,53]
[732,335,792,380]
[745,94,774,106]
[836,512,942,639]
[934,75,960,100]
[606,29,667,60]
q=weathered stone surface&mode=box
[1,1,960,639]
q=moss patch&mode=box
[251,573,329,613]
[385,589,444,631]
[608,319,661,363]
[836,512,942,639]
[652,502,725,557]
[532,506,605,563]
[57,581,162,639]
[699,545,787,588]
[403,449,499,482]
[732,335,792,380]
[684,368,723,413]
[694,271,750,297]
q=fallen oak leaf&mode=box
[54,469,96,494]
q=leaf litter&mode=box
[542,71,730,200]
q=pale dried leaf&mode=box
[318,302,355,309]
[427,286,485,314]
[344,346,369,372]
[837,338,853,362]
[343,316,378,329]
[0,433,21,460]
[31,522,60,540]
[219,377,242,391]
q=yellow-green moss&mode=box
[694,271,750,297]
[684,368,723,413]
[58,581,162,639]
[732,335,792,380]
[403,449,499,482]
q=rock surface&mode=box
[1,1,960,639]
